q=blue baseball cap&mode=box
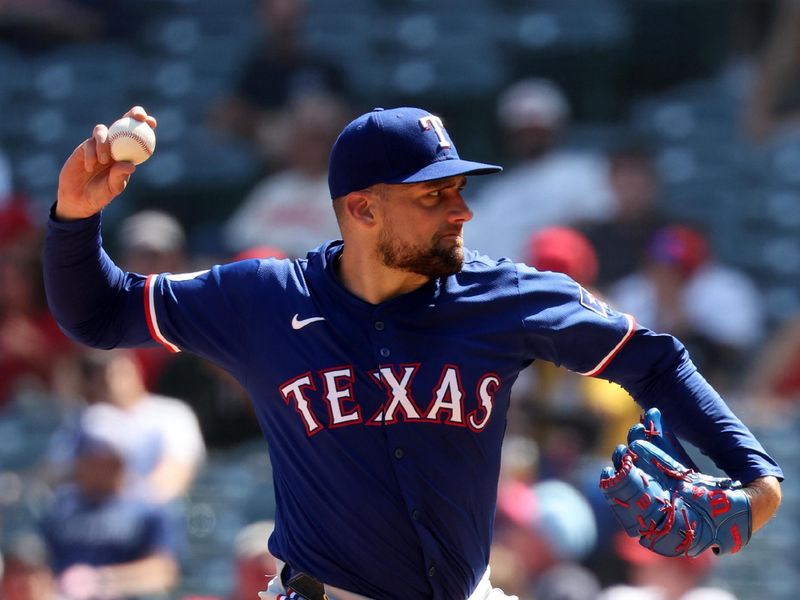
[328,107,502,199]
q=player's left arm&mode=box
[594,325,783,543]
[601,329,784,485]
[517,268,783,527]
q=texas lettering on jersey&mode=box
[279,363,501,436]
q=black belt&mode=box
[281,563,327,600]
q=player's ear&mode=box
[342,190,377,227]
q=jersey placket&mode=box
[367,306,451,598]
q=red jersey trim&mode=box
[144,274,181,353]
[578,313,636,377]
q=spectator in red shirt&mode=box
[0,221,75,409]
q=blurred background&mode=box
[0,0,799,599]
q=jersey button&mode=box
[411,509,421,521]
[428,566,436,577]
[374,321,385,331]
[394,448,404,459]
[380,347,390,358]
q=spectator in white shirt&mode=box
[223,92,351,258]
[49,348,206,504]
[468,78,615,261]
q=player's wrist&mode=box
[54,200,97,221]
[744,475,782,533]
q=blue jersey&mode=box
[41,485,178,574]
[44,213,783,600]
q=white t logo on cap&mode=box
[419,115,451,149]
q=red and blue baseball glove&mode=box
[599,408,751,557]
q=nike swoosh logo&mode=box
[291,314,326,330]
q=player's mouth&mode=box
[437,230,464,245]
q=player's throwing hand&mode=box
[56,106,157,221]
[600,408,752,557]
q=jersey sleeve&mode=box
[515,266,783,484]
[141,261,260,377]
[44,209,259,378]
[44,211,155,350]
[518,268,636,376]
[602,329,784,484]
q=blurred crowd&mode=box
[2,1,800,600]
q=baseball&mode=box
[108,117,156,165]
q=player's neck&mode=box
[336,246,430,305]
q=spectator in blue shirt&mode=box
[40,406,180,600]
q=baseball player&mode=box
[44,106,782,600]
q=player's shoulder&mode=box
[173,242,334,311]
[217,254,293,277]
[457,248,516,287]
[456,250,577,310]
[461,248,517,271]
[461,248,575,289]
[215,250,310,289]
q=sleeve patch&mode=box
[578,284,609,318]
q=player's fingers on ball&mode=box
[144,115,157,129]
[125,106,149,122]
[82,138,98,172]
[92,123,108,144]
[92,124,110,164]
[107,162,136,195]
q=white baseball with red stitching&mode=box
[108,117,156,165]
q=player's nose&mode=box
[446,191,473,224]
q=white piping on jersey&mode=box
[577,312,636,377]
[145,274,181,353]
[166,269,210,281]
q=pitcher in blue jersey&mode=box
[44,106,782,600]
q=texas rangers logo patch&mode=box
[578,285,609,318]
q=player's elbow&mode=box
[760,475,782,508]
[54,319,120,350]
[746,475,782,533]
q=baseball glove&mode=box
[599,408,752,557]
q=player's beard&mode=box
[377,227,464,278]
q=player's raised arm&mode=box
[46,107,255,370]
[44,107,158,350]
[56,106,156,221]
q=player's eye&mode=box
[418,192,441,208]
